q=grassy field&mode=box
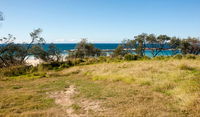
[0,59,200,117]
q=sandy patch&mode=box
[49,85,103,117]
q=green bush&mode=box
[124,54,141,61]
[173,54,183,59]
[185,54,196,59]
[98,56,108,62]
[179,64,195,71]
[3,66,32,77]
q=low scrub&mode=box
[179,64,196,71]
[124,53,141,61]
[2,65,32,77]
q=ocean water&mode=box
[43,43,119,51]
[43,43,180,57]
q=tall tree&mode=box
[0,29,45,68]
[0,35,27,67]
[21,28,45,62]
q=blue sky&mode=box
[0,0,200,43]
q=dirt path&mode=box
[49,85,103,117]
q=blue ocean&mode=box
[43,43,180,57]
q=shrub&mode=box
[3,66,32,77]
[124,53,141,61]
[179,64,195,71]
[173,54,183,59]
[113,45,127,57]
[70,39,101,58]
[185,54,196,59]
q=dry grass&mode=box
[60,59,200,116]
[1,59,200,116]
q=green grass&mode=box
[0,58,200,116]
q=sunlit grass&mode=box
[1,58,200,116]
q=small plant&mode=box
[173,54,183,59]
[71,104,81,110]
[179,64,195,71]
[185,54,196,59]
[12,85,22,89]
[124,54,141,61]
[3,66,32,77]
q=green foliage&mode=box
[0,29,45,68]
[30,43,62,62]
[71,104,81,110]
[2,66,32,77]
[169,37,181,55]
[185,54,196,59]
[113,45,127,57]
[133,33,147,56]
[124,53,141,61]
[179,64,195,71]
[70,39,101,58]
[173,54,183,59]
[0,35,27,67]
[181,38,200,55]
[30,45,49,62]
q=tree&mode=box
[0,29,46,68]
[181,37,200,55]
[21,28,45,62]
[146,34,171,57]
[30,43,62,62]
[47,43,62,62]
[30,45,49,62]
[72,39,101,58]
[133,33,148,56]
[0,35,27,67]
[169,37,181,55]
[121,39,135,53]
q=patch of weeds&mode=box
[0,94,55,114]
[140,81,151,86]
[71,70,81,74]
[92,75,107,81]
[84,71,92,76]
[12,85,23,89]
[37,78,69,92]
[70,78,103,99]
[71,104,81,110]
[173,54,183,59]
[179,64,195,71]
[10,72,47,80]
[185,54,196,59]
[153,83,175,95]
[92,75,134,84]
[113,76,135,84]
